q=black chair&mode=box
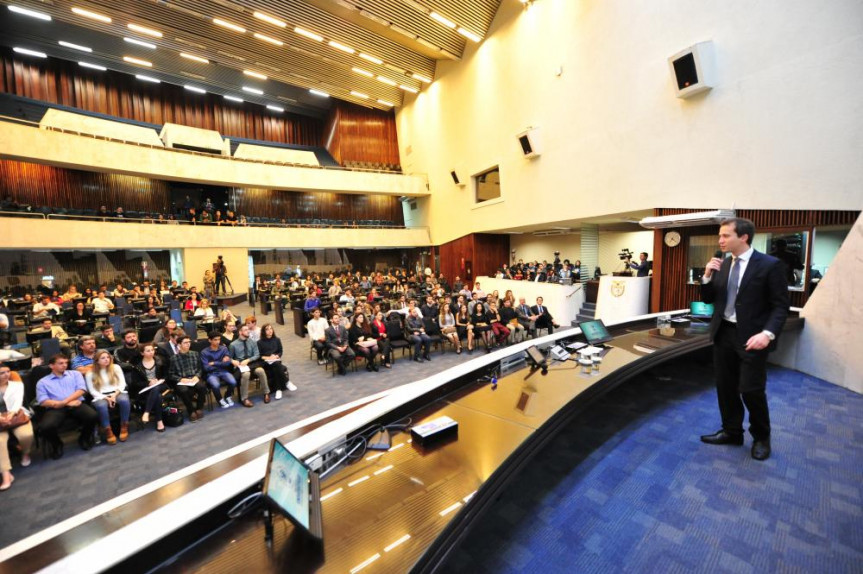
[422,316,444,353]
[385,318,410,362]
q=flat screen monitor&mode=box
[577,319,614,345]
[263,439,323,540]
[689,301,715,319]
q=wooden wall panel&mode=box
[438,233,510,288]
[651,208,860,313]
[233,188,405,224]
[325,101,400,167]
[0,51,323,147]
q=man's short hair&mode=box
[641,252,648,258]
[122,328,137,339]
[49,353,68,365]
[100,324,113,332]
[208,331,221,340]
[720,217,756,246]
[171,328,185,338]
[176,335,190,345]
[78,335,95,347]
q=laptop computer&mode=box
[263,438,323,541]
[689,301,715,320]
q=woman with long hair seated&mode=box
[0,364,33,491]
[370,311,392,369]
[349,312,379,371]
[456,304,475,354]
[132,343,168,432]
[153,318,178,345]
[439,305,461,354]
[220,320,238,347]
[258,323,296,399]
[194,298,216,325]
[183,291,200,312]
[85,350,131,444]
[470,302,493,352]
[67,300,93,336]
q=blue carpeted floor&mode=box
[446,359,863,573]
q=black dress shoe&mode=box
[751,439,771,461]
[423,354,431,362]
[414,357,422,363]
[700,430,744,446]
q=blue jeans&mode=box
[93,393,131,427]
[206,371,237,401]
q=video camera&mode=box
[618,248,633,261]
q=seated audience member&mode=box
[153,319,178,345]
[168,335,207,422]
[184,292,201,312]
[85,350,131,444]
[339,288,355,306]
[141,306,164,326]
[531,297,560,334]
[499,298,523,342]
[220,320,238,347]
[258,324,296,398]
[113,283,127,298]
[36,354,99,456]
[406,307,432,362]
[201,331,237,409]
[220,306,238,325]
[244,316,261,342]
[303,292,321,313]
[95,324,120,349]
[420,295,439,319]
[467,292,486,315]
[349,313,379,372]
[453,276,464,293]
[131,343,168,432]
[0,364,33,490]
[32,295,60,318]
[194,298,216,325]
[325,314,355,376]
[0,314,10,348]
[370,311,392,369]
[503,290,515,306]
[113,329,140,386]
[471,302,493,351]
[71,335,97,374]
[455,304,475,354]
[60,285,80,303]
[66,301,93,336]
[307,308,329,365]
[488,302,511,347]
[157,327,184,361]
[516,297,537,336]
[229,325,270,407]
[439,305,461,354]
[34,317,69,340]
[473,282,486,299]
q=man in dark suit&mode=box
[628,252,651,277]
[530,297,559,334]
[325,314,355,376]
[700,217,789,461]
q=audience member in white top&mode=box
[32,296,60,318]
[0,364,33,490]
[306,308,329,365]
[85,350,131,445]
[194,298,216,323]
[92,291,115,314]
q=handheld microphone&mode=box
[714,250,723,259]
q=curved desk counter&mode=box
[1,314,802,574]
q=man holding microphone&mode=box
[699,218,789,461]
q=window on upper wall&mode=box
[474,166,501,203]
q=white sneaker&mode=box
[317,359,326,365]
[275,390,283,400]
[226,396,235,406]
[219,398,230,408]
[287,382,298,392]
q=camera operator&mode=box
[627,251,651,277]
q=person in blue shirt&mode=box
[303,291,320,313]
[201,332,237,409]
[36,354,99,458]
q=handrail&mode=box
[0,114,427,180]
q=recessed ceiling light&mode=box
[71,7,111,23]
[266,105,284,112]
[213,18,245,33]
[59,41,92,53]
[412,73,432,83]
[243,70,267,80]
[457,27,481,42]
[253,33,283,46]
[180,53,209,64]
[253,11,286,28]
[377,99,394,107]
[352,67,373,78]
[242,86,264,95]
[184,85,206,94]
[124,37,157,49]
[429,12,456,29]
[359,53,383,65]
[224,95,244,102]
[135,74,160,83]
[128,24,162,38]
[328,41,355,54]
[399,84,419,94]
[13,47,47,58]
[377,76,397,86]
[309,89,329,97]
[123,56,152,67]
[350,91,369,99]
[8,5,52,21]
[294,27,323,42]
[79,61,106,71]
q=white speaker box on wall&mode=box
[668,41,715,99]
[516,127,541,159]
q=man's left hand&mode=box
[745,333,771,351]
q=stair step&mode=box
[582,302,597,311]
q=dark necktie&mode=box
[538,305,543,315]
[724,258,740,320]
